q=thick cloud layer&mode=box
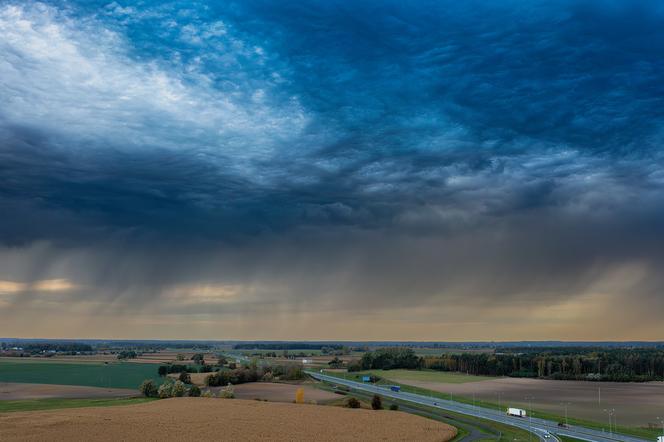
[1,1,663,339]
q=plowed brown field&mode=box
[390,376,664,426]
[0,383,136,400]
[0,397,456,441]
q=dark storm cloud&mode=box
[1,0,664,332]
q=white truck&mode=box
[656,437,664,442]
[507,407,527,417]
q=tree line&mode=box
[349,348,422,371]
[205,363,304,386]
[233,343,344,351]
[351,347,664,381]
[0,342,94,354]
[423,349,664,381]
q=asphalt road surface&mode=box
[308,371,648,442]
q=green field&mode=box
[331,369,493,384]
[0,360,161,390]
[0,397,156,413]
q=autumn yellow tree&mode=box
[295,387,305,404]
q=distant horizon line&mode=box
[2,337,663,345]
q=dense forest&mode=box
[205,364,304,386]
[351,347,422,371]
[0,342,94,354]
[354,347,664,382]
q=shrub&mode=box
[172,380,186,397]
[201,389,214,398]
[138,379,157,397]
[189,385,201,397]
[284,364,305,380]
[158,380,173,398]
[219,385,234,399]
[261,371,274,382]
[371,394,383,410]
[346,397,361,408]
[328,357,343,369]
[389,404,399,411]
[347,360,362,372]
[179,371,191,384]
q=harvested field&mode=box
[231,382,338,403]
[389,376,664,427]
[128,351,220,365]
[0,383,136,400]
[0,397,457,441]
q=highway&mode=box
[308,371,649,442]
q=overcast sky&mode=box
[1,0,664,340]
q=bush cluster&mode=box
[345,397,361,408]
[371,394,383,410]
[158,364,215,376]
[205,364,304,387]
[138,379,200,398]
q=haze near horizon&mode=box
[1,0,664,341]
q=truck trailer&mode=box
[507,407,527,417]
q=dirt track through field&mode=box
[0,397,457,441]
[0,383,136,400]
[390,376,664,426]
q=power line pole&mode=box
[525,396,533,442]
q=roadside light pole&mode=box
[560,402,571,427]
[604,408,614,436]
[525,395,534,442]
[529,397,533,441]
